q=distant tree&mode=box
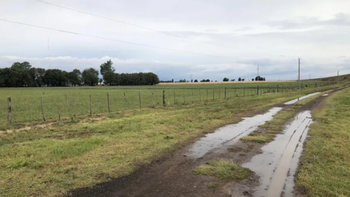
[238,77,241,81]
[252,78,254,81]
[206,79,210,82]
[223,77,229,82]
[194,79,198,82]
[100,60,115,84]
[242,78,245,81]
[172,79,174,83]
[68,69,82,86]
[231,79,235,81]
[44,69,68,86]
[82,68,99,86]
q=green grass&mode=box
[0,82,337,129]
[240,92,328,143]
[295,88,350,197]
[195,159,252,180]
[0,85,341,197]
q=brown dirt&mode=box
[67,87,347,197]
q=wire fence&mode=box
[1,81,337,128]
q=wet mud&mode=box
[241,111,312,197]
[186,107,282,159]
[284,92,320,105]
[67,91,337,197]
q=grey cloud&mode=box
[266,13,350,30]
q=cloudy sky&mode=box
[1,0,350,81]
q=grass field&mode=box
[0,81,335,129]
[0,85,339,197]
[296,87,350,196]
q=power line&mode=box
[0,18,233,59]
[36,0,231,49]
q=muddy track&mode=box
[67,88,346,197]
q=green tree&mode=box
[82,68,99,86]
[100,60,115,85]
[223,77,229,82]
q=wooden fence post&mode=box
[89,94,92,116]
[73,95,76,118]
[206,89,208,101]
[174,90,176,105]
[7,97,11,125]
[124,93,127,110]
[163,90,165,107]
[107,92,110,113]
[183,90,185,104]
[41,97,46,121]
[212,89,214,100]
[257,86,259,95]
[224,87,227,99]
[139,92,141,109]
[192,90,194,103]
[199,89,201,102]
[152,92,155,108]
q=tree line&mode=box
[100,60,159,85]
[0,60,160,87]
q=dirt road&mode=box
[68,91,334,197]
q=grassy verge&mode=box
[295,88,350,197]
[0,88,336,197]
[195,159,252,180]
[240,92,327,143]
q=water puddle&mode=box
[284,92,320,105]
[243,111,313,197]
[186,107,282,158]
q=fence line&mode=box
[2,81,338,127]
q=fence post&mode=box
[224,87,227,99]
[219,89,221,99]
[174,90,176,105]
[192,90,194,103]
[139,92,141,109]
[7,97,11,125]
[163,90,165,107]
[65,94,68,108]
[107,92,110,113]
[89,94,92,116]
[73,95,76,118]
[244,87,245,97]
[212,89,214,100]
[206,89,208,101]
[152,92,155,108]
[41,97,46,121]
[199,89,201,102]
[183,90,185,104]
[124,93,127,110]
[257,86,259,95]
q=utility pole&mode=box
[298,58,301,89]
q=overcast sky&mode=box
[1,0,350,81]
